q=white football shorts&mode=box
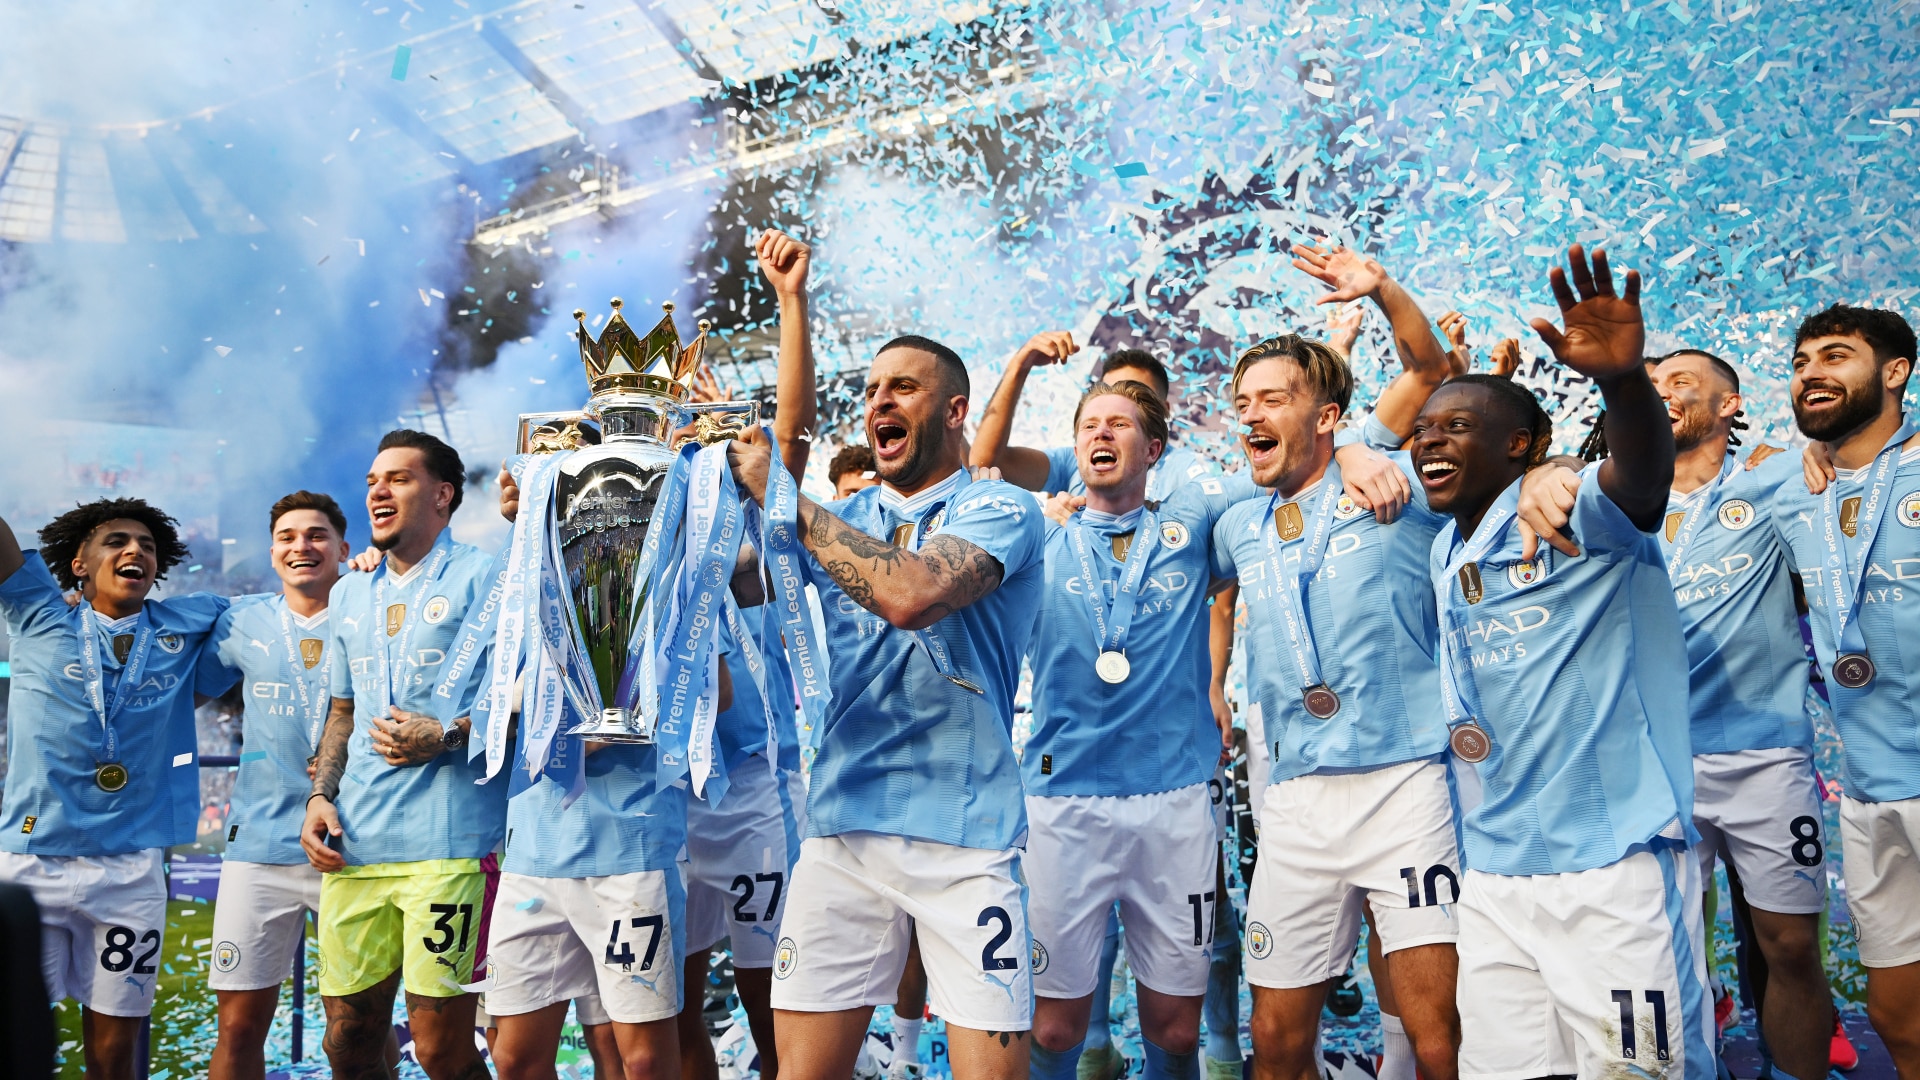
[1839,793,1920,968]
[0,848,167,1016]
[685,758,804,966]
[209,859,322,991]
[1458,843,1714,1080]
[1026,783,1218,998]
[1692,748,1827,915]
[1243,757,1460,989]
[485,867,687,1024]
[769,833,1033,1032]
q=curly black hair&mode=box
[38,498,192,590]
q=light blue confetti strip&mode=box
[1113,162,1148,178]
[391,45,411,82]
[516,896,544,912]
[239,750,267,762]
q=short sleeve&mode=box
[1570,463,1655,556]
[1174,472,1240,532]
[199,606,244,696]
[1362,412,1404,453]
[1210,505,1248,580]
[1043,446,1080,494]
[0,552,69,637]
[940,481,1045,579]
[159,591,231,634]
[1213,472,1264,504]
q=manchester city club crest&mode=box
[773,938,798,979]
[1334,493,1362,519]
[156,633,185,654]
[1159,520,1190,550]
[1899,492,1920,527]
[1031,939,1050,974]
[1247,921,1273,959]
[213,941,241,972]
[1506,561,1543,589]
[422,596,452,624]
[1718,499,1755,530]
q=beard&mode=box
[1670,406,1716,453]
[874,422,945,489]
[1793,378,1884,442]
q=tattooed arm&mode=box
[301,696,355,872]
[795,498,1003,630]
[371,708,469,767]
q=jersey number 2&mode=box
[978,907,1018,971]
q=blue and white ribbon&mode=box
[658,442,742,793]
[1818,419,1919,659]
[370,531,452,720]
[1066,505,1160,669]
[1665,455,1738,584]
[761,436,831,746]
[1255,468,1343,700]
[275,601,333,750]
[75,606,154,766]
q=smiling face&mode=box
[864,347,963,489]
[73,518,159,612]
[1411,382,1535,519]
[1232,356,1339,492]
[271,508,348,594]
[1075,392,1164,497]
[1653,353,1739,453]
[1790,333,1905,442]
[366,447,453,552]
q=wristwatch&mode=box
[442,724,468,752]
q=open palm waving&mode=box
[1529,245,1644,380]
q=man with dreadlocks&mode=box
[0,499,235,1080]
[1517,348,1835,1080]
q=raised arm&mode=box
[1529,245,1672,531]
[969,331,1080,492]
[1293,243,1453,439]
[0,513,22,587]
[757,228,815,482]
[730,427,1001,629]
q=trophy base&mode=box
[566,708,656,745]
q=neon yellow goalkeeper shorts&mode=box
[316,858,485,998]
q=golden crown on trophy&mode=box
[573,298,711,401]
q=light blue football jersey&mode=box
[327,529,508,865]
[500,739,687,878]
[1655,454,1810,755]
[1432,471,1695,875]
[210,593,334,864]
[1025,475,1238,797]
[801,469,1045,850]
[1045,443,1221,500]
[0,553,234,856]
[714,613,801,776]
[1771,440,1920,803]
[1211,455,1449,783]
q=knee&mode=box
[1867,998,1920,1048]
[1248,1008,1310,1062]
[1144,1024,1201,1057]
[1032,1012,1089,1054]
[414,1038,480,1079]
[218,1011,272,1049]
[623,1044,674,1080]
[1755,920,1821,973]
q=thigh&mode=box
[894,839,1034,1033]
[1840,795,1920,968]
[73,850,168,1017]
[686,766,798,968]
[491,999,571,1076]
[487,873,598,1018]
[1532,851,1713,1080]
[1699,751,1827,916]
[575,868,687,1023]
[318,871,406,998]
[1024,795,1120,999]
[768,837,913,1014]
[211,861,318,991]
[1243,776,1363,990]
[1454,873,1574,1080]
[0,850,84,1003]
[1113,784,1218,999]
[1356,762,1463,956]
[397,866,488,997]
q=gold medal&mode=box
[95,762,130,792]
[1274,502,1305,542]
[1458,562,1484,605]
[299,638,325,670]
[385,603,407,637]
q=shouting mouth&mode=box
[1418,457,1462,492]
[114,564,149,582]
[873,420,909,460]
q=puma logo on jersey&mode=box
[249,638,271,655]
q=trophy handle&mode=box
[518,411,598,454]
[674,400,761,449]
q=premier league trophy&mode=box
[514,298,757,744]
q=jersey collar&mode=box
[879,467,967,519]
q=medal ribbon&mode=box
[433,545,509,747]
[1431,491,1520,733]
[761,435,831,748]
[75,606,154,765]
[614,443,697,719]
[1254,468,1344,697]
[1065,505,1160,664]
[1664,455,1739,584]
[1818,419,1919,660]
[370,530,453,720]
[275,601,333,750]
[888,472,983,693]
[480,454,566,781]
[657,442,741,790]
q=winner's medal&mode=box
[1096,650,1131,684]
[1302,684,1340,719]
[1068,505,1161,693]
[1449,722,1492,763]
[1833,652,1876,689]
[95,762,130,792]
